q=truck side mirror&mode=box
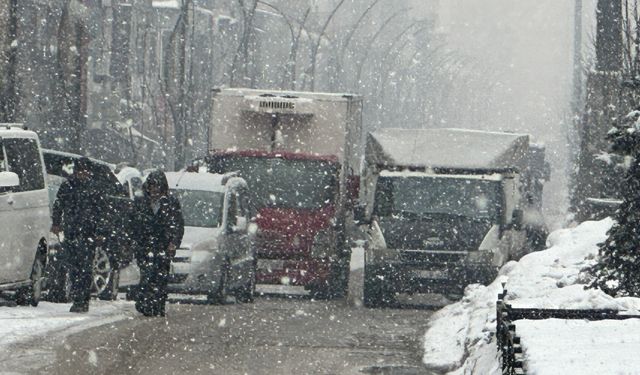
[354,203,370,225]
[511,209,524,231]
[0,171,20,191]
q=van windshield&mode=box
[171,189,224,228]
[374,176,502,220]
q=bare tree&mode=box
[230,0,259,87]
[308,0,347,91]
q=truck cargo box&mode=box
[366,128,530,172]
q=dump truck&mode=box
[206,88,363,298]
[356,128,548,307]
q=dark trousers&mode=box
[66,237,96,306]
[135,252,171,316]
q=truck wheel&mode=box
[330,253,350,299]
[236,270,255,303]
[16,247,46,307]
[363,265,394,308]
[310,254,350,300]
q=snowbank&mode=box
[422,218,640,374]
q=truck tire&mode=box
[236,272,255,303]
[310,255,350,300]
[16,245,46,307]
[363,265,394,308]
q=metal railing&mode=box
[496,286,640,375]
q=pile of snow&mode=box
[422,218,640,374]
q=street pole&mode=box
[571,0,583,116]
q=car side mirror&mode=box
[511,209,524,231]
[354,203,370,225]
[0,171,19,191]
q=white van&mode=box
[0,124,50,306]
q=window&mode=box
[4,138,45,192]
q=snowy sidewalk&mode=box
[422,218,640,375]
[0,299,136,373]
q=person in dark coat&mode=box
[133,169,184,317]
[51,157,108,313]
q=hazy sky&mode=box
[435,0,597,225]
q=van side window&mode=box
[4,138,45,192]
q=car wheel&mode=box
[92,247,112,296]
[207,263,228,305]
[16,248,46,307]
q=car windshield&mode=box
[374,175,502,220]
[171,189,224,228]
[209,155,338,210]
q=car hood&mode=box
[377,213,494,251]
[179,226,222,251]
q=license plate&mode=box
[413,270,447,279]
[257,259,285,271]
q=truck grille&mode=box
[399,249,468,267]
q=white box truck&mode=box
[356,128,549,307]
[206,88,363,299]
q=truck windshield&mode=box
[210,156,338,210]
[171,189,224,228]
[374,176,502,220]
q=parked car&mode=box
[0,124,50,306]
[42,149,138,302]
[164,171,256,303]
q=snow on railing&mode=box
[496,286,640,375]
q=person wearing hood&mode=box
[51,157,108,313]
[132,169,184,317]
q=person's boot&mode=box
[70,302,89,313]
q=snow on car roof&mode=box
[367,128,530,170]
[0,124,39,139]
[165,171,227,193]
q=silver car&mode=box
[165,171,255,303]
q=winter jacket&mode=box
[51,176,108,239]
[133,194,184,261]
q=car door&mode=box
[3,137,49,281]
[0,141,21,284]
